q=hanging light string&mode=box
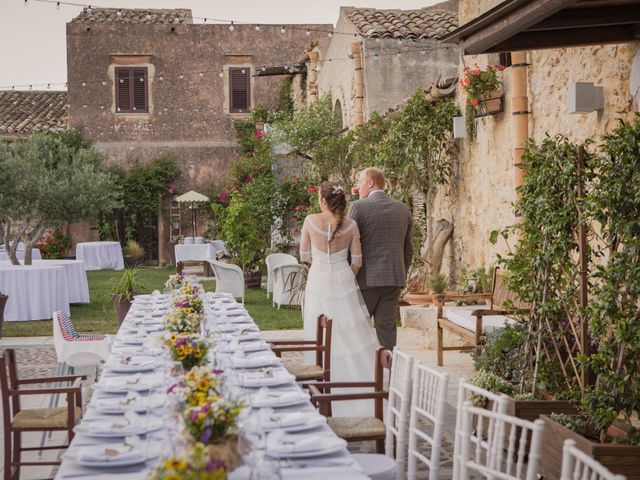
[0,43,442,91]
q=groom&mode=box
[349,167,413,349]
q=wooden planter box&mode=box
[505,397,577,422]
[539,414,640,480]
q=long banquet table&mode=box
[55,290,368,479]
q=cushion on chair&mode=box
[12,406,82,429]
[328,416,386,439]
[351,453,397,480]
[285,363,325,380]
[443,305,514,333]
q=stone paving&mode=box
[0,327,474,479]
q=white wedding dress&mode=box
[300,214,380,417]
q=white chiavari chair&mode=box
[452,378,510,479]
[455,401,545,480]
[561,439,626,480]
[407,363,449,480]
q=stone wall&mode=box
[66,21,331,188]
[431,0,640,284]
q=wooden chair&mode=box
[454,401,545,480]
[561,439,626,480]
[1,348,84,480]
[407,363,449,480]
[308,347,392,454]
[270,314,332,383]
[434,267,529,366]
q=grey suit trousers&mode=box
[361,286,402,349]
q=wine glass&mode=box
[237,417,266,479]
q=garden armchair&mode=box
[208,260,245,303]
[265,253,297,298]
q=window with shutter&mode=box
[229,67,250,113]
[115,67,149,113]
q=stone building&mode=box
[429,0,640,281]
[67,7,331,188]
[302,1,459,128]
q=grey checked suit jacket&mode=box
[348,192,413,289]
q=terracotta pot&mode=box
[112,294,132,326]
[404,292,435,305]
[0,294,7,338]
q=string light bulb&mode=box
[117,9,122,16]
[280,26,286,34]
[218,72,223,78]
[255,24,260,31]
[305,29,310,36]
[328,32,333,38]
[229,21,235,32]
[87,5,92,14]
[56,2,60,9]
[178,74,184,79]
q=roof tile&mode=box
[0,91,68,135]
[346,7,458,39]
[71,7,193,25]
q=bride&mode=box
[299,181,380,416]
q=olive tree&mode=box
[0,131,119,265]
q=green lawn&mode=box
[2,267,302,337]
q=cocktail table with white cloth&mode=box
[0,248,42,262]
[0,265,70,321]
[174,243,219,265]
[0,259,89,304]
[54,291,368,480]
[75,241,124,271]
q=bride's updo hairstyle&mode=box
[319,181,347,244]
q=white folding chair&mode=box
[209,260,245,303]
[561,439,626,480]
[265,253,298,298]
[455,401,545,480]
[407,363,449,480]
[452,378,510,479]
[352,347,414,480]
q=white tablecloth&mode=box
[55,291,366,480]
[0,265,70,321]
[76,241,124,271]
[0,248,42,261]
[0,260,89,304]
[174,243,218,264]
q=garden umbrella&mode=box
[175,190,210,238]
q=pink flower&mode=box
[293,227,299,233]
[167,185,175,193]
[471,98,478,106]
[294,206,300,212]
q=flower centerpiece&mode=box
[460,63,505,138]
[168,366,223,407]
[165,309,203,334]
[149,442,226,480]
[172,292,204,315]
[166,333,209,370]
[165,272,187,291]
[183,398,244,444]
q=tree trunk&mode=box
[22,224,45,266]
[3,221,21,266]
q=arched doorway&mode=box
[333,99,343,128]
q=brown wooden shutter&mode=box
[229,68,250,113]
[115,67,148,113]
[116,68,131,112]
[132,68,148,112]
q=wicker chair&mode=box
[208,260,245,303]
[272,263,305,309]
[1,348,84,480]
[265,253,298,298]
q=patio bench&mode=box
[434,267,528,366]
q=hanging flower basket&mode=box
[474,90,504,118]
[460,64,506,139]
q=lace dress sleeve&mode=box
[299,217,312,264]
[350,221,363,276]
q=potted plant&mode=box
[404,272,452,305]
[460,63,506,139]
[123,239,145,267]
[0,291,7,338]
[112,267,147,325]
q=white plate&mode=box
[283,416,328,433]
[93,378,163,393]
[75,417,163,437]
[93,394,165,414]
[62,446,146,467]
[252,391,310,408]
[240,372,294,388]
[267,435,347,459]
[104,362,160,374]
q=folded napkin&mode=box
[259,410,307,429]
[76,444,141,463]
[253,389,307,407]
[242,341,269,353]
[282,468,368,480]
[228,330,261,342]
[239,370,293,387]
[86,418,142,436]
[267,432,345,456]
[232,354,277,369]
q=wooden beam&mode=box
[460,0,575,54]
[528,5,640,30]
[475,24,640,52]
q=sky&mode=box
[1,0,441,90]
